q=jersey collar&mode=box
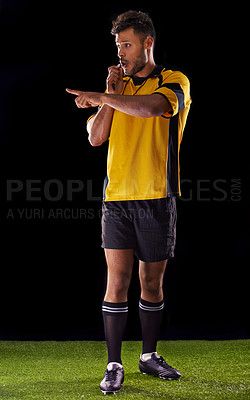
[123,65,164,86]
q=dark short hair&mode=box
[111,10,156,43]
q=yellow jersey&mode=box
[90,65,191,201]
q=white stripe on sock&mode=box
[102,306,128,313]
[139,302,164,312]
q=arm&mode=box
[86,64,124,146]
[99,93,171,118]
[67,90,171,119]
[87,105,114,146]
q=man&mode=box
[66,10,191,395]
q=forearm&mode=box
[100,93,169,118]
[87,104,114,146]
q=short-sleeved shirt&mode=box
[89,65,191,201]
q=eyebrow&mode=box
[115,40,131,45]
[115,40,131,44]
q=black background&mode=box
[0,0,248,340]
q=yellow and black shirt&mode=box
[90,65,191,201]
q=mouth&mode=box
[120,60,129,70]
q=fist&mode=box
[106,65,123,94]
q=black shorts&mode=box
[101,197,177,262]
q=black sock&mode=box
[102,301,128,364]
[139,297,164,354]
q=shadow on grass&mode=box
[120,371,182,399]
[0,378,103,400]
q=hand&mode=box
[106,65,123,94]
[66,89,102,108]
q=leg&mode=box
[139,259,167,302]
[102,249,134,364]
[139,259,167,354]
[104,248,134,302]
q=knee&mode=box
[140,275,162,298]
[113,274,131,295]
[106,271,131,302]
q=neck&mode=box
[134,55,156,78]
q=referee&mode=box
[66,10,191,395]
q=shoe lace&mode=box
[155,356,173,369]
[106,369,118,382]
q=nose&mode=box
[118,47,125,58]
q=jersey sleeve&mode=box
[154,71,191,118]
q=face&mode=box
[115,28,148,76]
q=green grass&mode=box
[0,340,249,399]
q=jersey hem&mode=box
[103,193,180,202]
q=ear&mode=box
[145,36,154,49]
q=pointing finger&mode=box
[66,88,83,96]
